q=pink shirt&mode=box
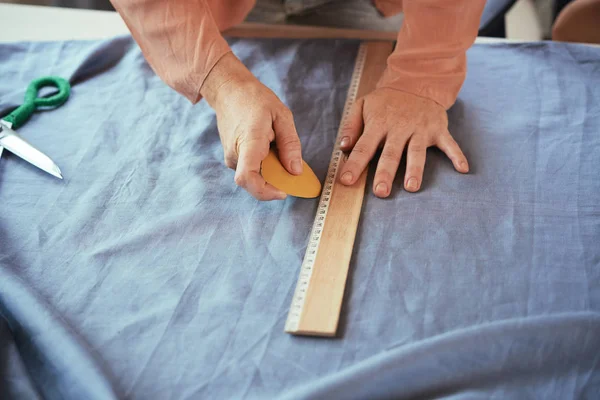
[108,0,486,109]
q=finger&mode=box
[339,98,364,151]
[236,137,287,201]
[404,136,427,193]
[373,135,407,198]
[437,130,469,173]
[224,145,238,169]
[339,125,382,186]
[273,108,303,175]
[224,154,237,170]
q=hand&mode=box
[201,53,303,201]
[338,88,469,198]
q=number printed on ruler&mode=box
[284,43,368,333]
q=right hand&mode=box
[200,52,303,201]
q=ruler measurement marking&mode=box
[284,43,368,334]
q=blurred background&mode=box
[2,0,598,45]
[0,0,581,42]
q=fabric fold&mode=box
[0,266,119,400]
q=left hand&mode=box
[338,87,469,197]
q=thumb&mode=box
[274,108,303,175]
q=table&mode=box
[2,4,599,400]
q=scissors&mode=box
[0,76,70,179]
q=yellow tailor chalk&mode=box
[261,148,321,198]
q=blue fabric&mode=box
[1,36,600,399]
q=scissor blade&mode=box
[0,129,63,179]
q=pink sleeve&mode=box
[109,0,255,103]
[376,0,486,110]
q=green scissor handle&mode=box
[3,76,71,130]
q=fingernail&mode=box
[291,159,302,174]
[460,161,468,171]
[406,178,419,191]
[341,172,353,184]
[375,183,388,196]
[276,191,287,199]
[340,137,350,147]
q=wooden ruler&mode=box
[285,41,394,337]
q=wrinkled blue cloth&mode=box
[1,36,600,399]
